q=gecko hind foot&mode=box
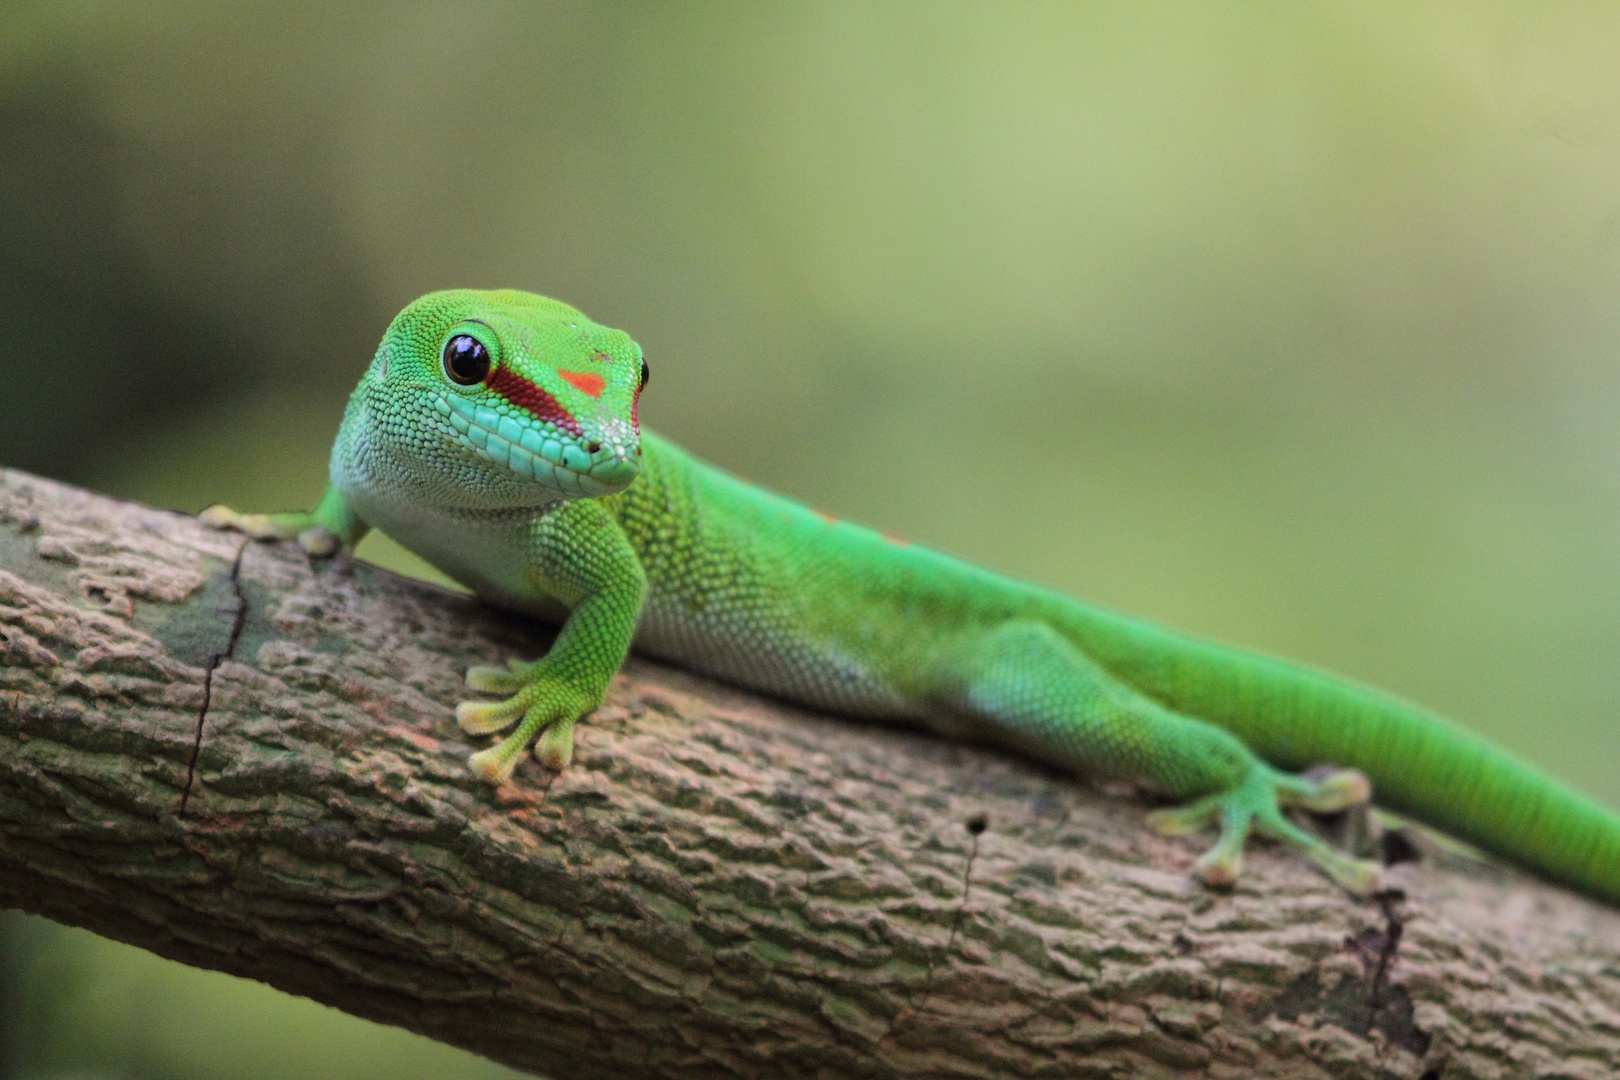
[1147,765,1381,895]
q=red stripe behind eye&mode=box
[560,371,606,398]
[487,368,582,435]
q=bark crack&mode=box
[1367,892,1404,1018]
[1355,891,1429,1057]
[943,812,987,969]
[176,537,249,816]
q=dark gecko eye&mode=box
[639,358,650,389]
[443,334,491,385]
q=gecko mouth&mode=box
[434,394,638,497]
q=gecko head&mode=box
[362,289,646,506]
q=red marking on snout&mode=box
[560,371,606,398]
[487,368,582,435]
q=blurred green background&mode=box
[4,2,1620,1077]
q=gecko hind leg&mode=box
[940,619,1381,895]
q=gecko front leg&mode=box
[455,499,647,783]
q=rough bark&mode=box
[0,469,1617,1080]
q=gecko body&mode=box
[204,289,1620,902]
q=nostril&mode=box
[587,441,602,455]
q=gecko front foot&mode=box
[1147,764,1381,894]
[458,665,591,783]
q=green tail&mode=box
[1059,604,1620,904]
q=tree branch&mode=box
[1,468,1617,1080]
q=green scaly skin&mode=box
[203,289,1620,902]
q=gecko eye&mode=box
[443,335,491,385]
[639,358,650,390]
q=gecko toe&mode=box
[467,743,521,785]
[457,699,519,734]
[467,658,539,694]
[1278,767,1372,813]
[466,667,520,694]
[297,526,341,557]
[533,717,576,771]
[1147,793,1223,836]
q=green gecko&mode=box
[203,288,1620,902]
